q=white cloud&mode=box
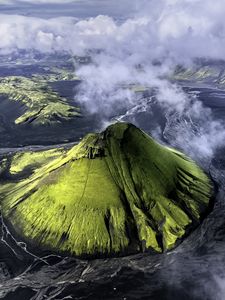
[1,0,225,60]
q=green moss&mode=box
[172,66,220,82]
[10,148,64,175]
[42,67,79,81]
[0,123,213,257]
[0,75,80,126]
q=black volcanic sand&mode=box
[0,84,225,300]
[183,86,225,119]
[0,78,135,147]
[0,85,100,147]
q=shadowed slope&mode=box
[0,123,212,257]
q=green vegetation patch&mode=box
[0,123,213,257]
[9,148,64,175]
[172,65,222,84]
[0,74,80,126]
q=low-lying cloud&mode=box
[1,0,225,59]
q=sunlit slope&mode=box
[172,63,225,86]
[0,123,212,257]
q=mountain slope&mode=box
[0,123,212,257]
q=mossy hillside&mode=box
[9,148,64,175]
[0,123,212,257]
[171,65,225,85]
[0,75,80,126]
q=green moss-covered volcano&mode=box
[0,123,212,257]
